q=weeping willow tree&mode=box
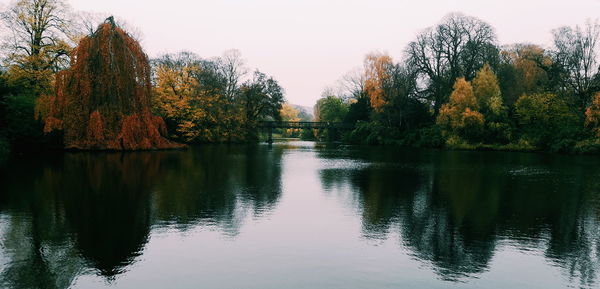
[39,18,182,150]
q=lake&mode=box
[1,141,599,289]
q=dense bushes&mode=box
[514,93,581,151]
[0,136,9,161]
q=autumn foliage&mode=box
[585,92,600,138]
[515,92,579,148]
[364,53,392,113]
[472,64,505,118]
[39,19,182,150]
[437,78,485,142]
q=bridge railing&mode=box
[257,121,355,130]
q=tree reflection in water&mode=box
[0,145,283,288]
[319,148,600,286]
[0,145,599,288]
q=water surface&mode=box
[1,142,599,289]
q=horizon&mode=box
[2,0,600,107]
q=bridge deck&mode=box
[258,121,355,130]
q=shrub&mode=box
[410,126,444,148]
[573,139,600,154]
[485,121,513,144]
[515,93,580,150]
[3,94,46,151]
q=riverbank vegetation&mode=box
[152,51,285,143]
[315,14,600,153]
[0,0,285,153]
[1,0,600,154]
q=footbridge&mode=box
[257,121,355,143]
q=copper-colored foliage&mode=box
[585,92,600,138]
[44,20,183,150]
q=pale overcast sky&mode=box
[5,0,600,106]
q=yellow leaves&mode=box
[516,92,576,128]
[448,78,478,111]
[437,78,485,142]
[364,52,392,113]
[155,64,200,98]
[280,103,299,121]
[152,58,244,143]
[3,0,74,93]
[153,62,203,132]
[177,120,200,142]
[279,103,302,137]
[472,64,505,118]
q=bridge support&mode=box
[267,127,273,144]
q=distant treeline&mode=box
[0,0,287,154]
[1,0,600,154]
[314,13,600,153]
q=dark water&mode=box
[1,141,600,289]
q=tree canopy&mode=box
[38,19,181,150]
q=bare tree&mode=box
[340,66,366,99]
[216,49,248,101]
[406,13,497,115]
[553,19,600,108]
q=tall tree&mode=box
[216,49,247,101]
[381,62,429,130]
[497,44,552,107]
[552,20,600,108]
[406,13,497,115]
[240,71,285,125]
[1,0,74,93]
[473,64,511,143]
[315,94,348,123]
[472,64,505,119]
[39,19,181,150]
[364,52,393,113]
[152,51,249,142]
[152,52,205,141]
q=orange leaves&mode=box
[460,108,485,137]
[43,116,63,134]
[585,92,600,137]
[503,44,551,94]
[448,78,479,112]
[86,111,106,147]
[43,19,182,150]
[364,52,392,113]
[437,78,485,142]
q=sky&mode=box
[4,0,600,106]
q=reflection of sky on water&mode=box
[0,143,599,289]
